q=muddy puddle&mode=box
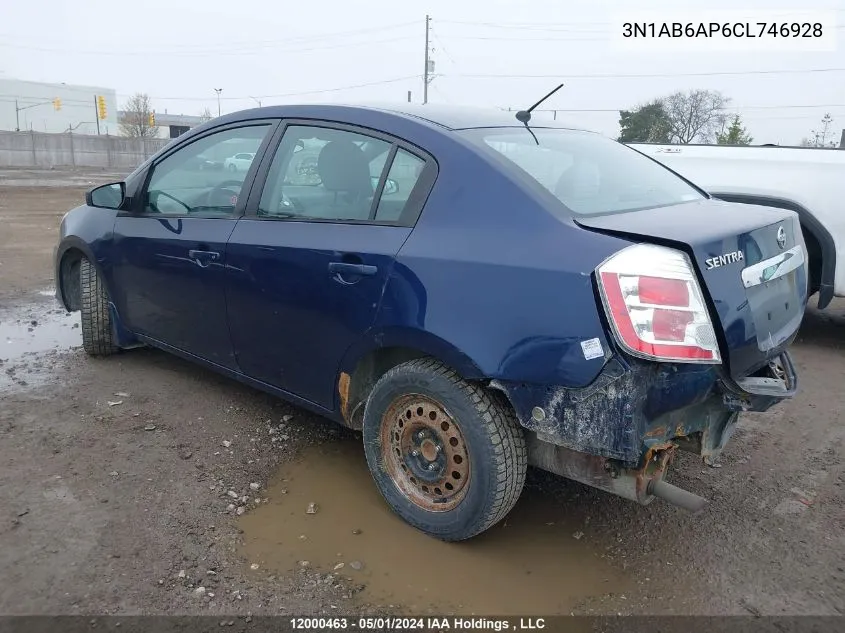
[0,301,81,390]
[241,439,630,614]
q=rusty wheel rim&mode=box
[381,394,470,512]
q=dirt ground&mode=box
[1,168,843,617]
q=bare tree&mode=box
[199,107,213,123]
[806,113,836,147]
[663,90,729,144]
[119,93,159,138]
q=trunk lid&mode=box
[576,198,808,378]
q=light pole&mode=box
[249,96,262,107]
[214,88,223,117]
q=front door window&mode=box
[145,125,271,217]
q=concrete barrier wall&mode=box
[0,131,170,169]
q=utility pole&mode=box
[15,99,19,131]
[423,15,431,105]
[214,88,223,117]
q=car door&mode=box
[225,122,434,409]
[109,121,276,368]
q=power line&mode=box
[158,21,419,49]
[447,67,845,79]
[248,76,420,99]
[139,76,420,102]
[436,24,845,43]
[732,112,845,121]
[0,75,419,104]
[438,9,845,31]
[438,34,611,42]
[435,19,611,33]
[516,104,845,113]
[0,34,415,57]
[431,84,455,104]
[0,21,418,54]
[430,30,459,67]
[507,108,845,122]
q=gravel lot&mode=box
[1,168,843,617]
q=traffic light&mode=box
[52,97,62,111]
[97,95,107,120]
[148,111,156,127]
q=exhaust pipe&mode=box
[648,479,708,513]
[524,433,708,511]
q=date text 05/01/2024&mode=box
[622,22,823,38]
[289,617,547,631]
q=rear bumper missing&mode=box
[493,351,797,510]
[721,351,798,410]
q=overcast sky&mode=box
[1,0,843,144]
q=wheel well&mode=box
[339,346,434,430]
[802,226,822,294]
[59,249,84,311]
[712,192,833,303]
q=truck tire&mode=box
[80,257,118,356]
[362,358,527,541]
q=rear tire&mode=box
[362,358,527,541]
[80,258,118,357]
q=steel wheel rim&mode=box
[380,394,470,512]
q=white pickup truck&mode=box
[629,144,845,308]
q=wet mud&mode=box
[0,299,81,391]
[240,440,631,615]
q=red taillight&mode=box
[638,276,689,307]
[597,244,721,363]
[652,309,694,342]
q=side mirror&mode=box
[87,182,125,209]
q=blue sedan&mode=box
[55,103,807,540]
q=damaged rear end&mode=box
[497,205,806,513]
[498,351,797,513]
[463,126,807,512]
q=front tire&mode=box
[80,258,118,356]
[362,358,527,541]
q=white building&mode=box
[0,78,118,136]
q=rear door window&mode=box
[257,125,432,225]
[374,149,426,222]
[258,125,390,222]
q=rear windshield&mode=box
[459,127,704,216]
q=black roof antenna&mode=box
[515,83,563,145]
[515,83,564,124]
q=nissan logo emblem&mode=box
[776,226,786,249]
